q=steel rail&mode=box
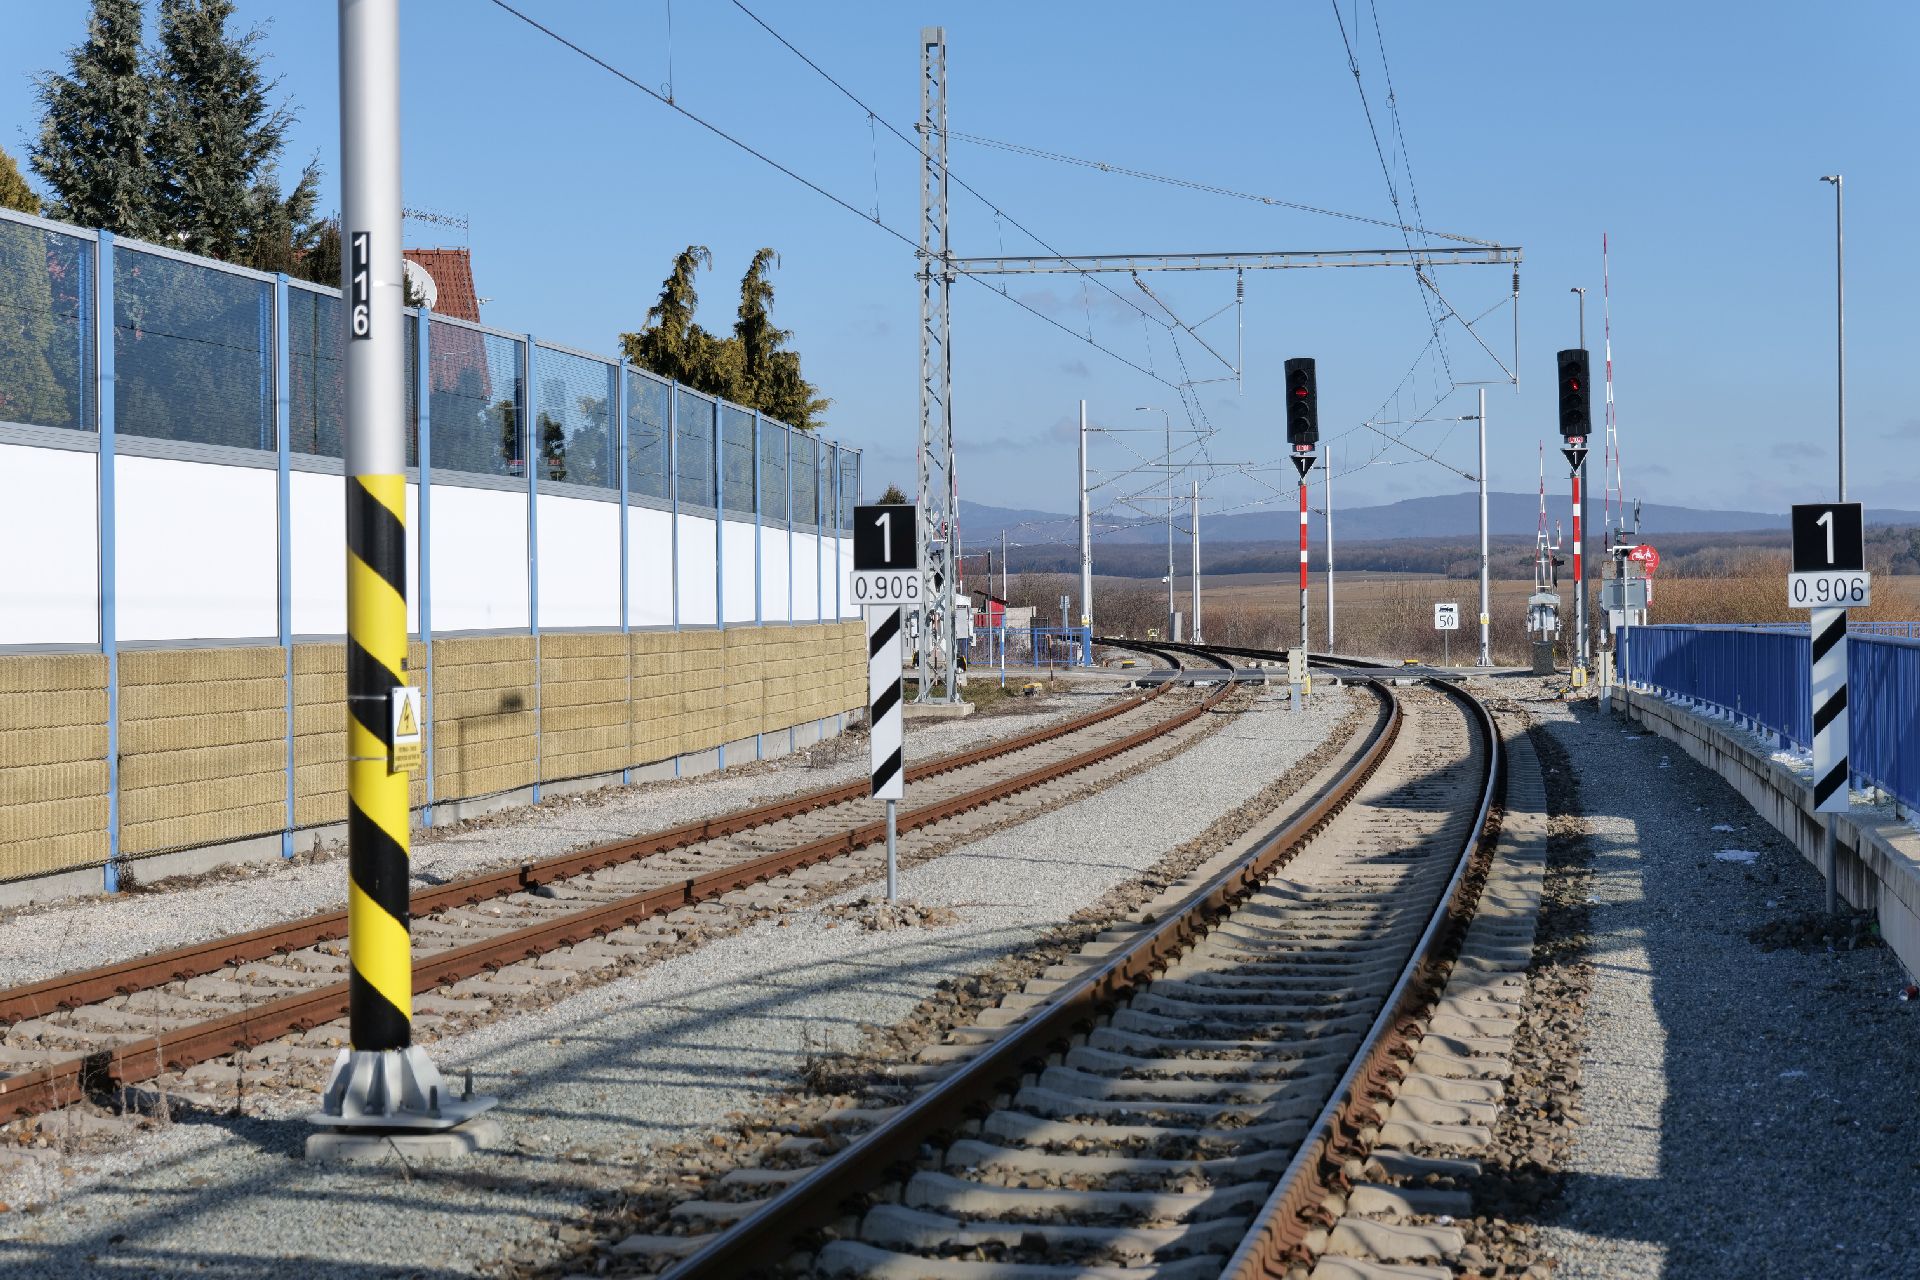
[664,660,1409,1278]
[1220,654,1504,1277]
[0,667,1177,1029]
[0,648,1233,1124]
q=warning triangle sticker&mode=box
[396,694,419,738]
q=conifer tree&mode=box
[0,147,39,215]
[732,247,828,430]
[622,245,728,394]
[625,245,830,429]
[149,0,318,265]
[31,0,154,236]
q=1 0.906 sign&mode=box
[1788,501,1870,608]
[851,504,922,606]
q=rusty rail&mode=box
[0,671,1175,1030]
[0,647,1230,1123]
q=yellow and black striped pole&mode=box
[311,0,493,1145]
[346,471,411,1050]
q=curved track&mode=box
[0,647,1238,1124]
[648,643,1502,1279]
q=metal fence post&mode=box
[753,410,764,627]
[713,396,724,636]
[617,359,632,786]
[669,383,680,633]
[416,309,435,823]
[525,335,540,802]
[786,425,795,628]
[668,382,681,779]
[274,273,295,858]
[97,230,120,892]
[752,409,764,760]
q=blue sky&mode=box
[5,1,1913,524]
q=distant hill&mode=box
[959,493,1920,547]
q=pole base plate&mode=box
[305,1114,502,1163]
[307,1046,498,1133]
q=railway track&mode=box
[0,645,1237,1126]
[619,647,1502,1279]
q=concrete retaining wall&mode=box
[1621,688,1920,980]
[0,622,864,897]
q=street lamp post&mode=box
[1818,173,1846,918]
[1820,175,1845,500]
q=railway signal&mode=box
[1286,358,1317,701]
[1557,348,1592,683]
[1285,358,1319,451]
[1556,348,1591,438]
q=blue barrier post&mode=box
[669,384,680,632]
[617,359,632,786]
[416,310,436,824]
[713,397,724,636]
[97,231,120,893]
[274,274,295,857]
[525,336,541,802]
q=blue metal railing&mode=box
[965,625,1093,670]
[1621,624,1920,814]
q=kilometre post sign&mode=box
[1789,502,1870,608]
[852,504,922,606]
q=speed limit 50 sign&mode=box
[851,504,922,606]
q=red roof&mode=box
[403,248,481,323]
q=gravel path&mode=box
[0,686,1348,1276]
[1531,694,1920,1280]
[0,690,1111,990]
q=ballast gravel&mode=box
[0,685,1348,1277]
[1528,692,1920,1280]
[0,688,1108,990]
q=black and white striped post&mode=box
[868,606,905,900]
[1790,501,1868,917]
[852,502,920,904]
[1811,607,1849,916]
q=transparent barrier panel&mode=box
[721,404,754,515]
[532,345,616,488]
[429,319,522,478]
[758,414,788,524]
[791,431,817,527]
[0,218,92,432]
[625,368,670,501]
[287,287,416,463]
[839,450,859,528]
[676,389,715,510]
[816,439,832,532]
[115,245,271,449]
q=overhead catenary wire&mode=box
[1329,0,1452,383]
[726,0,1176,342]
[936,130,1495,247]
[485,0,1180,389]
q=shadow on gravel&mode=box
[0,688,1461,1278]
[1532,696,1920,1280]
